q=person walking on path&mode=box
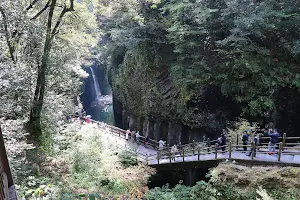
[248,132,258,157]
[242,131,249,152]
[171,145,178,161]
[268,129,279,154]
[131,130,136,141]
[136,131,140,144]
[158,138,165,150]
[126,129,131,141]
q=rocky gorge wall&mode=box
[108,42,241,145]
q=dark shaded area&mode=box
[160,122,169,142]
[113,95,123,128]
[148,168,210,188]
[275,87,300,136]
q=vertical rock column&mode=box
[167,122,182,146]
[142,120,149,137]
[122,108,128,129]
[154,122,161,141]
[128,116,136,130]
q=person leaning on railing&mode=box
[268,128,279,154]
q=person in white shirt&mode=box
[125,129,130,141]
[171,145,178,161]
[158,138,165,149]
[136,131,140,144]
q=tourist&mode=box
[242,131,249,152]
[145,136,150,146]
[247,132,258,157]
[131,130,136,141]
[171,145,178,161]
[268,128,279,153]
[217,136,222,147]
[221,133,226,152]
[75,112,79,119]
[125,129,131,141]
[86,115,91,123]
[136,131,140,144]
[158,138,165,150]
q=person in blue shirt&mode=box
[221,134,226,152]
[268,128,279,152]
[242,131,249,152]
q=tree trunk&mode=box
[28,45,51,135]
[28,0,55,136]
[28,0,74,136]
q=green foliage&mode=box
[146,178,299,200]
[118,151,138,168]
[227,118,259,145]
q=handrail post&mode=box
[278,142,283,162]
[251,142,255,160]
[236,134,239,149]
[198,147,200,161]
[146,153,148,164]
[182,148,185,162]
[169,148,172,163]
[207,138,210,152]
[192,140,195,155]
[215,143,218,159]
[157,150,160,164]
[282,133,286,151]
[229,142,232,159]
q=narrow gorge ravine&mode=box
[81,65,114,125]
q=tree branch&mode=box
[26,0,40,11]
[50,0,75,39]
[0,6,15,63]
[31,0,51,20]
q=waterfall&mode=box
[90,67,101,99]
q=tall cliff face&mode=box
[108,42,241,145]
[98,0,300,143]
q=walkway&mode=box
[89,119,300,167]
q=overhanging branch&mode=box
[31,0,51,20]
[26,0,40,11]
[50,0,75,39]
